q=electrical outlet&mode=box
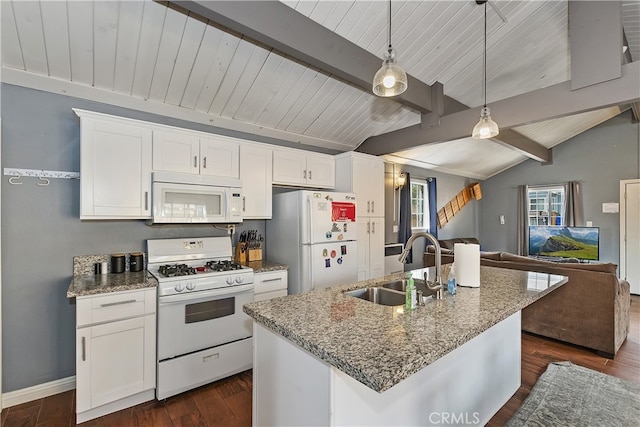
[228,225,235,235]
[500,215,505,225]
[393,225,399,233]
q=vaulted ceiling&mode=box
[2,1,639,179]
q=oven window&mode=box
[185,297,235,323]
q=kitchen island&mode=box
[243,265,568,426]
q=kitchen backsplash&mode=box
[73,253,146,276]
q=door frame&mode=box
[620,179,640,293]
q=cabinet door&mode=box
[152,130,199,174]
[76,314,155,412]
[368,217,386,280]
[356,219,371,281]
[200,137,240,178]
[80,119,152,218]
[352,156,373,216]
[272,150,307,185]
[240,144,272,219]
[306,154,335,188]
[368,159,385,217]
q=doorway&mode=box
[620,179,640,295]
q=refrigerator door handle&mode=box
[306,195,314,245]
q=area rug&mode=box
[506,361,640,426]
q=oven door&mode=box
[157,284,253,360]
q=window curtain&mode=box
[564,181,584,226]
[427,177,438,239]
[398,172,413,263]
[517,184,529,255]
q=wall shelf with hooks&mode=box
[4,168,80,185]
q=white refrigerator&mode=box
[266,190,358,294]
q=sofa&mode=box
[424,238,631,358]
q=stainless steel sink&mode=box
[344,287,406,306]
[382,279,437,298]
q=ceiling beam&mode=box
[167,0,550,162]
[358,61,640,157]
[169,0,434,113]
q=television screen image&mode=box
[529,226,600,261]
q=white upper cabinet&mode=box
[152,130,199,174]
[200,137,240,178]
[76,110,152,219]
[272,148,335,188]
[153,130,240,178]
[334,152,384,217]
[240,143,273,219]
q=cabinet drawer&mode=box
[254,271,288,295]
[254,289,288,302]
[157,338,253,399]
[77,289,156,327]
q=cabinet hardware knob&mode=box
[194,156,198,168]
[203,157,207,169]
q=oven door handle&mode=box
[158,283,254,305]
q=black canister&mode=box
[129,252,144,272]
[111,253,125,274]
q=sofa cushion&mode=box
[437,237,480,250]
[499,252,618,274]
[480,251,502,261]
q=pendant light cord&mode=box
[483,1,487,108]
[388,0,392,51]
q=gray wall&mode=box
[480,111,640,266]
[383,162,481,270]
[0,84,311,392]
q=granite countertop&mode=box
[245,261,288,274]
[67,271,158,298]
[243,264,568,393]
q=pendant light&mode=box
[372,0,407,97]
[472,1,499,139]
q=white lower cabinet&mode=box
[356,218,385,281]
[76,288,156,423]
[253,270,288,302]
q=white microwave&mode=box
[149,172,243,224]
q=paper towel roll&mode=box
[454,243,480,287]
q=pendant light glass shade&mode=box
[472,107,499,139]
[373,0,407,97]
[472,2,499,139]
[373,48,408,96]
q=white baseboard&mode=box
[2,376,76,408]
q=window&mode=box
[411,182,430,230]
[527,185,565,225]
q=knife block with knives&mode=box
[236,230,263,264]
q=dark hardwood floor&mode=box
[2,295,638,426]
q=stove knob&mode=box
[226,277,235,285]
[235,276,244,284]
[186,282,196,291]
[174,283,185,293]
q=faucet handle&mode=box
[417,290,425,306]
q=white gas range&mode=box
[147,236,254,400]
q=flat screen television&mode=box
[529,226,600,261]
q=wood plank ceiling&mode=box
[1,0,637,179]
